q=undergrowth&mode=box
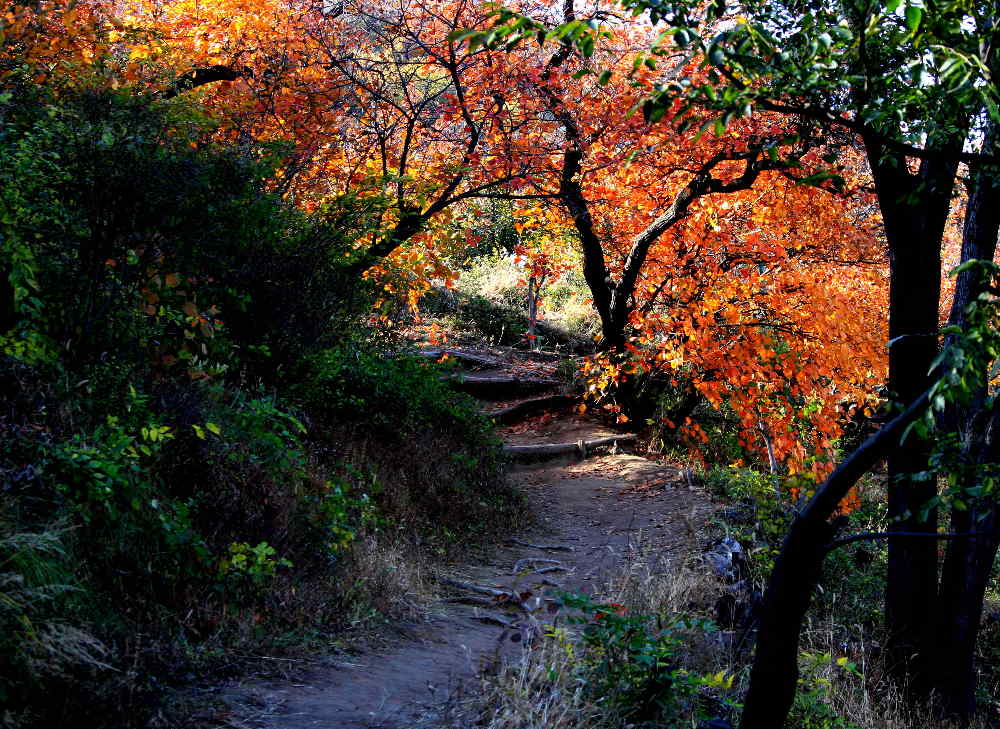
[444,524,997,729]
[0,86,526,728]
[701,465,999,729]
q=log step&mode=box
[503,434,636,460]
[448,373,560,399]
[487,394,576,424]
[419,349,504,368]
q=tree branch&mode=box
[826,530,1000,552]
[611,148,785,328]
[161,65,247,100]
[756,98,999,165]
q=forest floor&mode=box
[201,347,717,729]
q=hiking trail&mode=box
[206,347,716,729]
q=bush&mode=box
[560,592,723,725]
[0,75,523,729]
[703,466,792,580]
[788,652,863,729]
[0,87,372,383]
[450,252,597,348]
[295,347,524,541]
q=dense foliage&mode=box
[0,81,520,726]
[4,1,1000,728]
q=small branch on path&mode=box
[440,596,496,606]
[513,557,563,573]
[471,614,516,629]
[505,539,575,552]
[439,577,511,598]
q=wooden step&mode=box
[503,434,636,460]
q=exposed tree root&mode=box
[504,539,575,552]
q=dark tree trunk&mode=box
[740,517,839,729]
[930,120,1000,722]
[865,142,958,683]
[932,501,1000,722]
[343,211,424,279]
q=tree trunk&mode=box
[866,145,958,684]
[344,211,424,279]
[527,275,538,350]
[930,119,1000,722]
[739,516,838,729]
[932,500,1000,722]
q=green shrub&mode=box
[703,466,792,579]
[0,71,522,729]
[0,88,373,384]
[559,592,730,725]
[450,252,597,348]
[787,652,863,729]
[296,347,524,540]
[460,293,530,345]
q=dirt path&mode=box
[211,361,715,729]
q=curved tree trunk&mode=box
[739,392,931,729]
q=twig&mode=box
[505,539,575,551]
[439,577,511,597]
[440,596,495,606]
[471,614,516,628]
[533,566,568,575]
[513,557,563,572]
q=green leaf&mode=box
[205,422,221,435]
[647,101,668,124]
[904,5,922,34]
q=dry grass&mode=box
[449,634,612,729]
[338,535,436,626]
[543,292,600,342]
[436,535,998,729]
[800,666,994,729]
[439,541,735,729]
[0,522,114,729]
